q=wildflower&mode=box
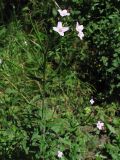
[76,22,84,40]
[97,121,104,130]
[57,150,63,158]
[90,98,94,105]
[76,22,84,33]
[58,9,70,17]
[53,21,69,36]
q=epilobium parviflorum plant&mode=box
[1,0,120,160]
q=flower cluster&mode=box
[53,9,84,40]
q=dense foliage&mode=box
[0,0,120,159]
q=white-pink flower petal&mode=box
[76,22,84,33]
[57,21,62,28]
[78,31,84,40]
[62,27,69,32]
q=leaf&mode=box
[47,118,70,134]
[107,124,116,134]
[52,8,57,17]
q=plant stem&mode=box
[42,49,47,120]
[29,14,48,158]
[41,41,49,159]
[52,0,61,9]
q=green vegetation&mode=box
[0,0,120,159]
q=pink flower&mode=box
[53,21,69,36]
[76,22,84,40]
[97,121,104,130]
[58,9,70,17]
[57,151,63,158]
